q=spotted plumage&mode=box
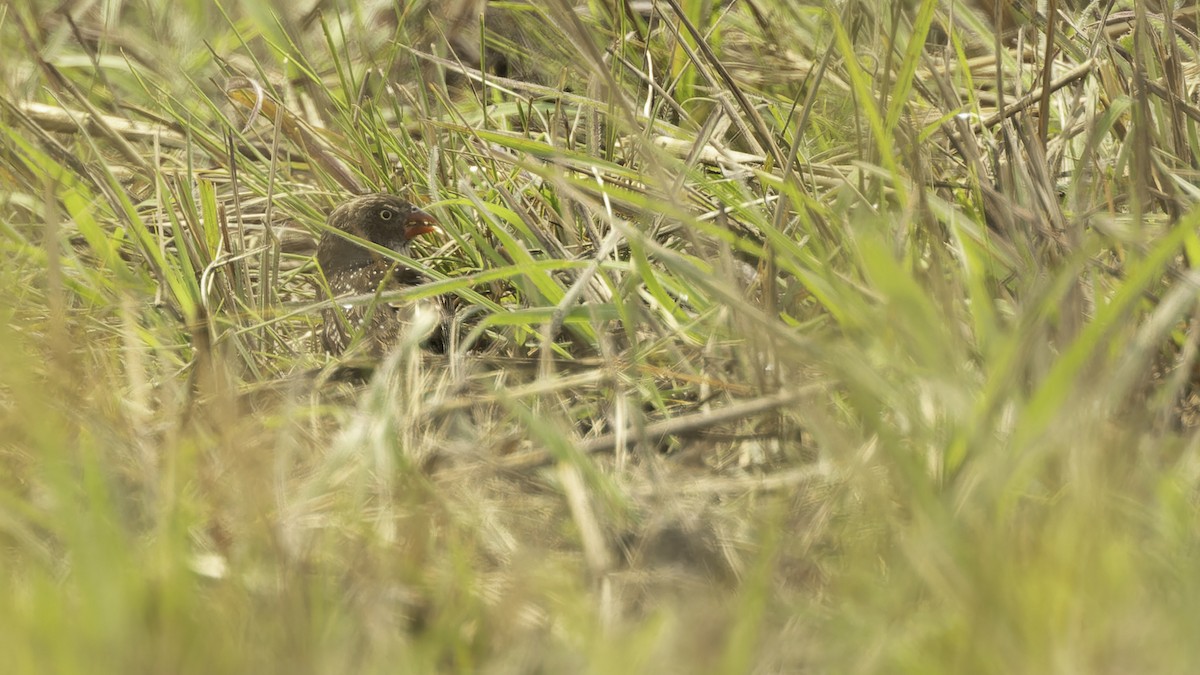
[315,193,439,355]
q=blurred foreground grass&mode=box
[4,0,1200,672]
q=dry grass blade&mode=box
[4,0,1200,672]
[489,385,821,472]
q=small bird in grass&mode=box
[315,193,440,356]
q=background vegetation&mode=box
[3,0,1200,672]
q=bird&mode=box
[315,193,440,356]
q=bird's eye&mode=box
[379,209,393,220]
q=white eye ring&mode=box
[379,209,393,220]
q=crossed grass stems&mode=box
[5,0,1200,670]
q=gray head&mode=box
[316,193,437,272]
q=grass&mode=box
[3,0,1200,672]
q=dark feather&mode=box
[315,193,441,356]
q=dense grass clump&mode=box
[4,0,1200,672]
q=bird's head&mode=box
[316,193,438,272]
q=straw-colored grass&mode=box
[3,0,1200,672]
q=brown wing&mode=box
[320,261,394,356]
[320,261,444,356]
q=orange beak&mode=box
[404,209,438,240]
